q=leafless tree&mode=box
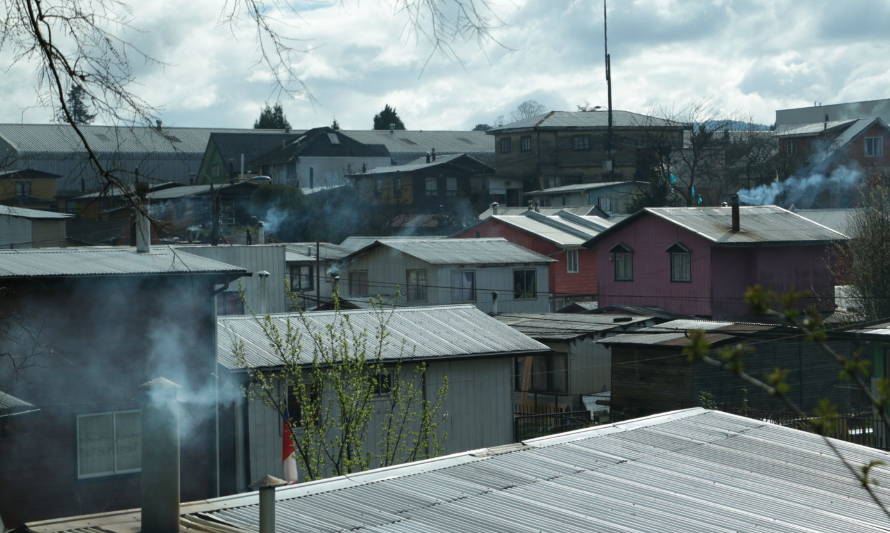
[511,99,546,122]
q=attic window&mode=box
[610,243,633,281]
[865,136,883,158]
[399,138,417,145]
[667,243,691,282]
[327,133,340,144]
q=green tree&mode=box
[472,123,492,131]
[331,119,340,130]
[373,105,405,130]
[56,85,95,125]
[254,103,291,130]
[236,302,448,480]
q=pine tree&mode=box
[254,103,291,130]
[373,105,405,130]
[57,85,96,125]
[331,119,340,130]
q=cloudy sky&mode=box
[3,0,889,130]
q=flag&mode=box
[282,421,298,482]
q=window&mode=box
[372,370,393,396]
[611,244,633,281]
[451,271,476,302]
[424,177,438,197]
[520,135,532,152]
[446,177,458,197]
[77,410,141,479]
[349,270,369,297]
[498,137,512,153]
[668,243,692,282]
[15,181,31,197]
[566,249,579,273]
[286,383,321,426]
[865,136,883,158]
[513,269,537,299]
[572,135,591,151]
[406,269,427,302]
[289,265,314,292]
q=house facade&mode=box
[340,238,554,314]
[587,203,847,319]
[0,169,62,210]
[487,110,687,189]
[283,241,351,309]
[524,180,646,214]
[455,210,612,310]
[0,247,247,527]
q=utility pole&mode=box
[604,0,614,180]
[316,241,321,309]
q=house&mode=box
[26,408,890,533]
[349,153,508,228]
[282,242,351,309]
[0,245,247,527]
[196,131,303,183]
[586,201,848,319]
[0,205,72,248]
[776,97,890,128]
[340,238,555,313]
[216,304,550,487]
[496,312,654,425]
[487,110,688,189]
[477,203,611,219]
[340,129,494,165]
[600,318,876,422]
[247,127,391,190]
[524,180,647,214]
[0,168,63,210]
[455,210,612,309]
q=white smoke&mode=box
[262,207,288,234]
[737,164,863,208]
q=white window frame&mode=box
[667,243,692,283]
[865,136,883,158]
[566,249,579,274]
[76,410,141,479]
[406,269,427,303]
[611,244,633,281]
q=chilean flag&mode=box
[283,421,298,482]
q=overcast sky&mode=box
[3,0,889,130]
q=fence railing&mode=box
[514,410,592,442]
[725,408,889,450]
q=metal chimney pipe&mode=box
[250,475,288,533]
[141,377,181,533]
[490,202,499,215]
[490,291,499,316]
[730,194,740,233]
[257,221,265,245]
[431,148,436,161]
[135,182,151,253]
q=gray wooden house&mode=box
[216,304,549,490]
[339,238,555,314]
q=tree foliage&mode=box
[373,105,405,130]
[472,123,492,131]
[236,303,448,480]
[842,183,890,320]
[254,103,291,130]
[56,85,95,125]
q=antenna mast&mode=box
[604,0,614,179]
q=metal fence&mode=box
[514,410,592,442]
[726,408,889,450]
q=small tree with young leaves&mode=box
[233,299,448,481]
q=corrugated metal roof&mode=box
[282,242,351,262]
[489,215,590,246]
[357,238,556,265]
[478,205,602,219]
[490,110,686,132]
[0,246,248,278]
[497,313,651,340]
[339,235,445,252]
[599,319,777,346]
[775,119,857,137]
[590,206,848,246]
[525,180,644,196]
[795,208,860,236]
[341,130,493,157]
[357,153,465,174]
[0,205,72,219]
[0,390,38,417]
[33,408,890,532]
[218,304,549,369]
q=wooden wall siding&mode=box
[567,337,612,396]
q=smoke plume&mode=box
[737,164,863,208]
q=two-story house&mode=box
[0,169,63,210]
[455,210,612,309]
[488,110,687,189]
[586,201,847,319]
[339,238,554,313]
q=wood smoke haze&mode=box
[737,163,864,208]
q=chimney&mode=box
[824,113,829,132]
[250,475,288,533]
[425,152,431,164]
[155,119,162,130]
[135,182,151,253]
[730,194,740,233]
[489,291,499,316]
[431,148,436,161]
[257,221,265,244]
[490,202,499,215]
[141,377,181,533]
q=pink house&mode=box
[586,202,847,319]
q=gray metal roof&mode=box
[339,235,445,252]
[525,180,645,196]
[30,408,890,532]
[793,208,860,237]
[218,304,549,369]
[0,205,72,220]
[485,212,612,246]
[0,390,38,417]
[0,246,248,279]
[356,238,556,265]
[497,313,651,340]
[775,119,857,137]
[0,123,274,155]
[340,130,493,157]
[478,205,603,219]
[490,110,686,133]
[283,242,352,262]
[599,319,777,346]
[591,206,849,247]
